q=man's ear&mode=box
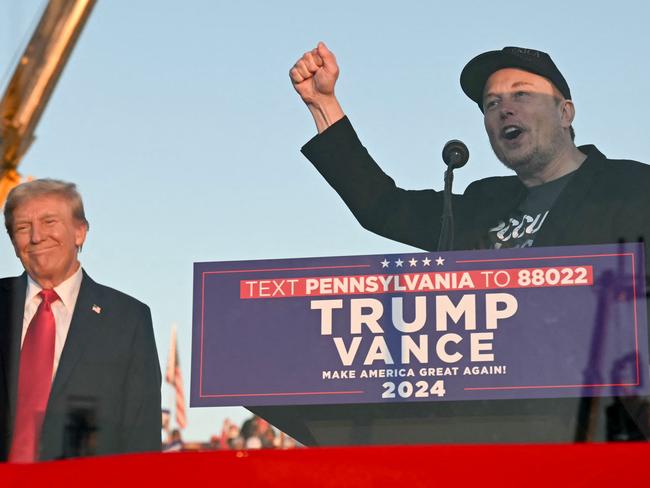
[74,222,88,251]
[11,238,20,259]
[559,99,575,129]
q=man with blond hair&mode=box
[0,179,161,462]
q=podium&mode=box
[250,396,636,445]
[193,244,649,445]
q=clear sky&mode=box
[2,0,649,441]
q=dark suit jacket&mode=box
[0,270,161,461]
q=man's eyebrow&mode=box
[511,81,535,89]
[15,212,58,222]
[484,81,536,100]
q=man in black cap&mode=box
[289,43,650,253]
[289,43,650,441]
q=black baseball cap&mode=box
[460,46,571,112]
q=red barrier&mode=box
[1,443,648,487]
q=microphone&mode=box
[442,140,469,169]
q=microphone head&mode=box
[442,139,469,168]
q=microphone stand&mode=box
[437,140,468,252]
[437,167,456,252]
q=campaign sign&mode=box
[190,243,648,407]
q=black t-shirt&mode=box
[487,171,576,249]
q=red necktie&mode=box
[9,289,59,463]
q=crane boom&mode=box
[0,0,96,205]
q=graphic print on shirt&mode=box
[488,211,549,249]
[485,169,577,250]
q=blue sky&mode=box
[2,0,649,441]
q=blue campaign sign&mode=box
[190,243,649,407]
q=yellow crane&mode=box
[0,0,96,205]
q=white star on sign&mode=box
[395,259,404,267]
[409,258,418,267]
[380,259,390,268]
[435,256,445,266]
[422,257,432,266]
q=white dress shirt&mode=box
[21,266,83,380]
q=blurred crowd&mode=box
[161,412,300,452]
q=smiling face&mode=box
[483,68,573,177]
[10,194,87,289]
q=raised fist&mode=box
[290,42,339,105]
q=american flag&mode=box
[165,324,187,429]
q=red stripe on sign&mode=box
[239,266,593,299]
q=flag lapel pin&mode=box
[92,304,102,314]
